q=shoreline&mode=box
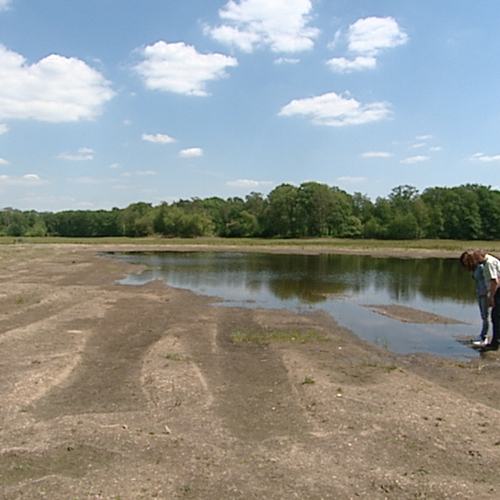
[10,240,472,259]
[1,243,499,498]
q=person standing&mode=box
[460,252,489,345]
[472,249,500,351]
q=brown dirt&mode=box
[365,304,466,324]
[1,243,500,500]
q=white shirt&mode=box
[483,254,500,282]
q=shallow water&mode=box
[110,251,482,360]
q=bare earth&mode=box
[1,243,500,500]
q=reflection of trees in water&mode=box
[259,254,347,303]
[254,253,475,304]
[117,251,475,305]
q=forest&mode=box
[2,182,500,240]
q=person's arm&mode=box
[490,279,498,307]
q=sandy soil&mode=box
[1,243,500,500]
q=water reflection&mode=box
[110,251,479,359]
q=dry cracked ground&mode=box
[1,243,500,500]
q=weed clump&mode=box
[230,328,330,345]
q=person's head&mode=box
[460,251,474,271]
[472,249,486,264]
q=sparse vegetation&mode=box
[302,376,315,385]
[165,353,189,362]
[361,361,399,372]
[230,328,330,344]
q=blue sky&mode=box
[0,0,499,211]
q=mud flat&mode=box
[1,243,499,499]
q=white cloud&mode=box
[205,0,319,53]
[337,176,366,183]
[327,17,408,73]
[142,133,177,144]
[417,134,433,140]
[400,155,429,164]
[57,147,94,161]
[429,146,442,152]
[278,92,392,126]
[469,153,500,162]
[135,170,157,176]
[0,0,11,11]
[134,41,238,96]
[412,142,426,148]
[72,176,111,185]
[20,195,76,207]
[0,44,115,122]
[226,179,273,187]
[0,123,8,134]
[274,57,300,65]
[109,163,121,169]
[0,173,47,186]
[0,157,10,165]
[347,17,408,56]
[327,56,376,73]
[179,147,204,158]
[362,151,392,158]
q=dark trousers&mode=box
[491,290,500,347]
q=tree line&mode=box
[2,182,500,240]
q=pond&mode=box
[110,251,481,360]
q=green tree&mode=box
[119,202,153,237]
[421,186,482,240]
[264,184,300,237]
[202,197,228,236]
[296,182,335,237]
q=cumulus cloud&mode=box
[57,147,94,161]
[226,179,273,187]
[179,147,204,158]
[205,0,319,53]
[278,92,392,126]
[469,153,500,162]
[327,17,408,73]
[0,44,115,122]
[0,173,47,186]
[142,133,176,144]
[0,157,10,165]
[274,57,300,65]
[0,0,11,11]
[327,56,376,73]
[134,170,157,176]
[362,151,392,158]
[0,124,8,135]
[400,155,429,164]
[134,41,238,96]
[337,176,366,183]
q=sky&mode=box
[1,0,500,212]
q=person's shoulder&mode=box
[486,254,500,270]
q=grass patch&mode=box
[230,328,330,345]
[1,236,500,254]
[361,361,399,372]
[302,376,315,385]
[165,353,189,362]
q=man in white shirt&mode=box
[472,249,500,351]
